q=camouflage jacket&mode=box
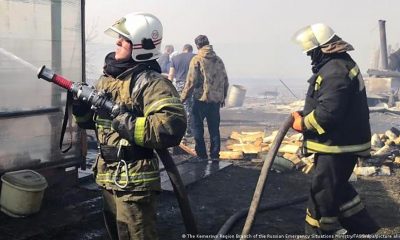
[181,45,229,103]
[73,68,186,191]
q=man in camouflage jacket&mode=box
[181,35,229,160]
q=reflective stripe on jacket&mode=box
[74,68,186,191]
[302,55,371,155]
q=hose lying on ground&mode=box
[214,115,306,239]
[240,114,294,238]
[215,196,308,239]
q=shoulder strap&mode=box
[60,91,73,153]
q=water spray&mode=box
[37,65,120,117]
[0,48,37,72]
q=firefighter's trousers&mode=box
[305,153,380,236]
[102,189,158,240]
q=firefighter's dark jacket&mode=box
[302,54,371,155]
[73,67,186,191]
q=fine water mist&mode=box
[0,48,38,73]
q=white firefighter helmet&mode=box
[292,23,336,53]
[105,12,163,62]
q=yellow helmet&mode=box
[292,23,336,53]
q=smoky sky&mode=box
[86,0,400,80]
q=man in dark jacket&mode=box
[292,23,380,236]
[168,44,196,137]
[157,44,174,74]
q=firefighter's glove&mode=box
[72,100,91,117]
[291,111,304,132]
[112,112,136,143]
[91,90,113,116]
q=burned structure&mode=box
[0,0,86,185]
[365,20,400,107]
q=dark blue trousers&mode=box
[192,100,221,159]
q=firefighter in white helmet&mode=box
[73,12,186,239]
[291,23,380,235]
[104,12,163,61]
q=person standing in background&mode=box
[168,44,195,137]
[157,44,174,74]
[181,35,229,160]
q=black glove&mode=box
[112,106,136,142]
[72,100,91,117]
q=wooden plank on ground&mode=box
[230,131,264,143]
[226,143,261,154]
[179,143,196,156]
[219,151,244,160]
[278,144,300,154]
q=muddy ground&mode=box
[0,98,399,240]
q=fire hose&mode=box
[37,65,198,236]
[215,196,307,239]
[239,115,304,239]
[213,115,308,239]
[239,115,294,238]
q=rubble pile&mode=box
[274,100,305,112]
[357,127,400,176]
[221,130,315,173]
[221,128,400,177]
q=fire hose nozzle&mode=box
[37,65,55,82]
[36,65,118,117]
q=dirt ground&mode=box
[0,97,399,240]
[155,100,400,240]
